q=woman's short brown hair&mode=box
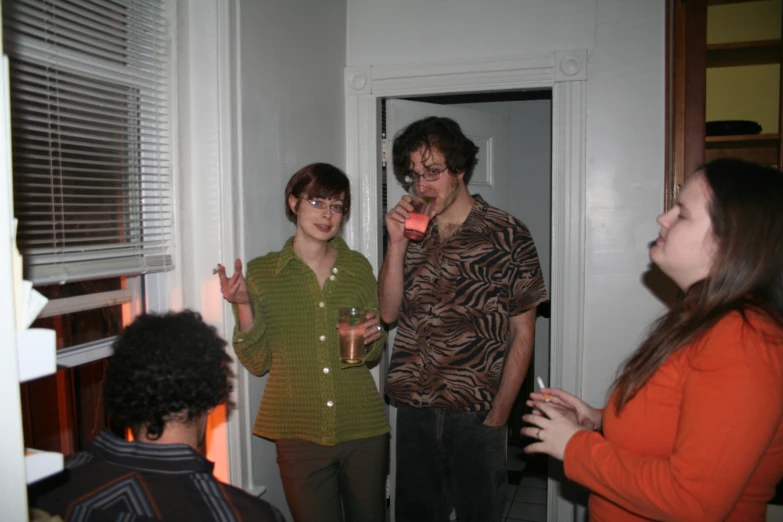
[284,163,351,223]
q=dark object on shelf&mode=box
[771,478,783,506]
[706,120,762,137]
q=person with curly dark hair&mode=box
[30,310,285,522]
[104,310,233,443]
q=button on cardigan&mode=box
[233,236,390,446]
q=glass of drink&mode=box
[404,194,437,241]
[338,308,367,365]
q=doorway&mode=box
[380,89,552,522]
[344,51,588,522]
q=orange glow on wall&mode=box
[206,405,229,482]
[201,277,230,484]
[121,277,134,327]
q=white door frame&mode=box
[177,0,261,498]
[343,50,587,522]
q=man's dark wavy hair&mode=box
[392,116,479,186]
[104,310,233,440]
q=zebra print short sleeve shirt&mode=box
[385,195,549,411]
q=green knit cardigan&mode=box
[232,236,389,446]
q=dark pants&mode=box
[395,404,507,522]
[276,434,389,522]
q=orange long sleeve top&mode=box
[564,312,783,521]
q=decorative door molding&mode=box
[344,49,587,522]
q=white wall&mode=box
[234,0,665,516]
[579,0,667,405]
[348,0,599,65]
[456,99,552,388]
[239,0,347,517]
[348,0,666,411]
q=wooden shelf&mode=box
[707,39,783,67]
[708,0,774,5]
[705,133,780,165]
[706,133,779,144]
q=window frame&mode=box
[3,0,176,286]
[2,0,179,367]
[41,275,143,368]
[5,0,180,459]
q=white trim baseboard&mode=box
[344,51,587,522]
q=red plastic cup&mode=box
[404,196,437,241]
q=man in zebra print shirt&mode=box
[380,116,548,522]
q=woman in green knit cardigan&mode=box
[217,163,389,522]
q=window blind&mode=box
[2,0,173,285]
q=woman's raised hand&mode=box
[216,259,250,305]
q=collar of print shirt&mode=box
[428,194,490,241]
[275,235,357,276]
[464,194,490,232]
[87,430,213,475]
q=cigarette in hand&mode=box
[536,376,550,402]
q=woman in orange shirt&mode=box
[523,158,783,521]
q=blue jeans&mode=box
[395,404,507,522]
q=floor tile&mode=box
[519,474,547,489]
[507,501,547,522]
[507,446,528,471]
[514,486,546,505]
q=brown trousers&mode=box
[276,434,389,522]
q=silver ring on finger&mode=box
[377,325,383,333]
[537,429,541,439]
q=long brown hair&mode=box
[612,158,783,412]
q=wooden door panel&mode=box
[667,0,707,208]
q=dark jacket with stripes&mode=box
[31,431,285,522]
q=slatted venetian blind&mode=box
[2,0,173,285]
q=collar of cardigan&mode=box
[275,235,358,276]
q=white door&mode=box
[383,98,511,522]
